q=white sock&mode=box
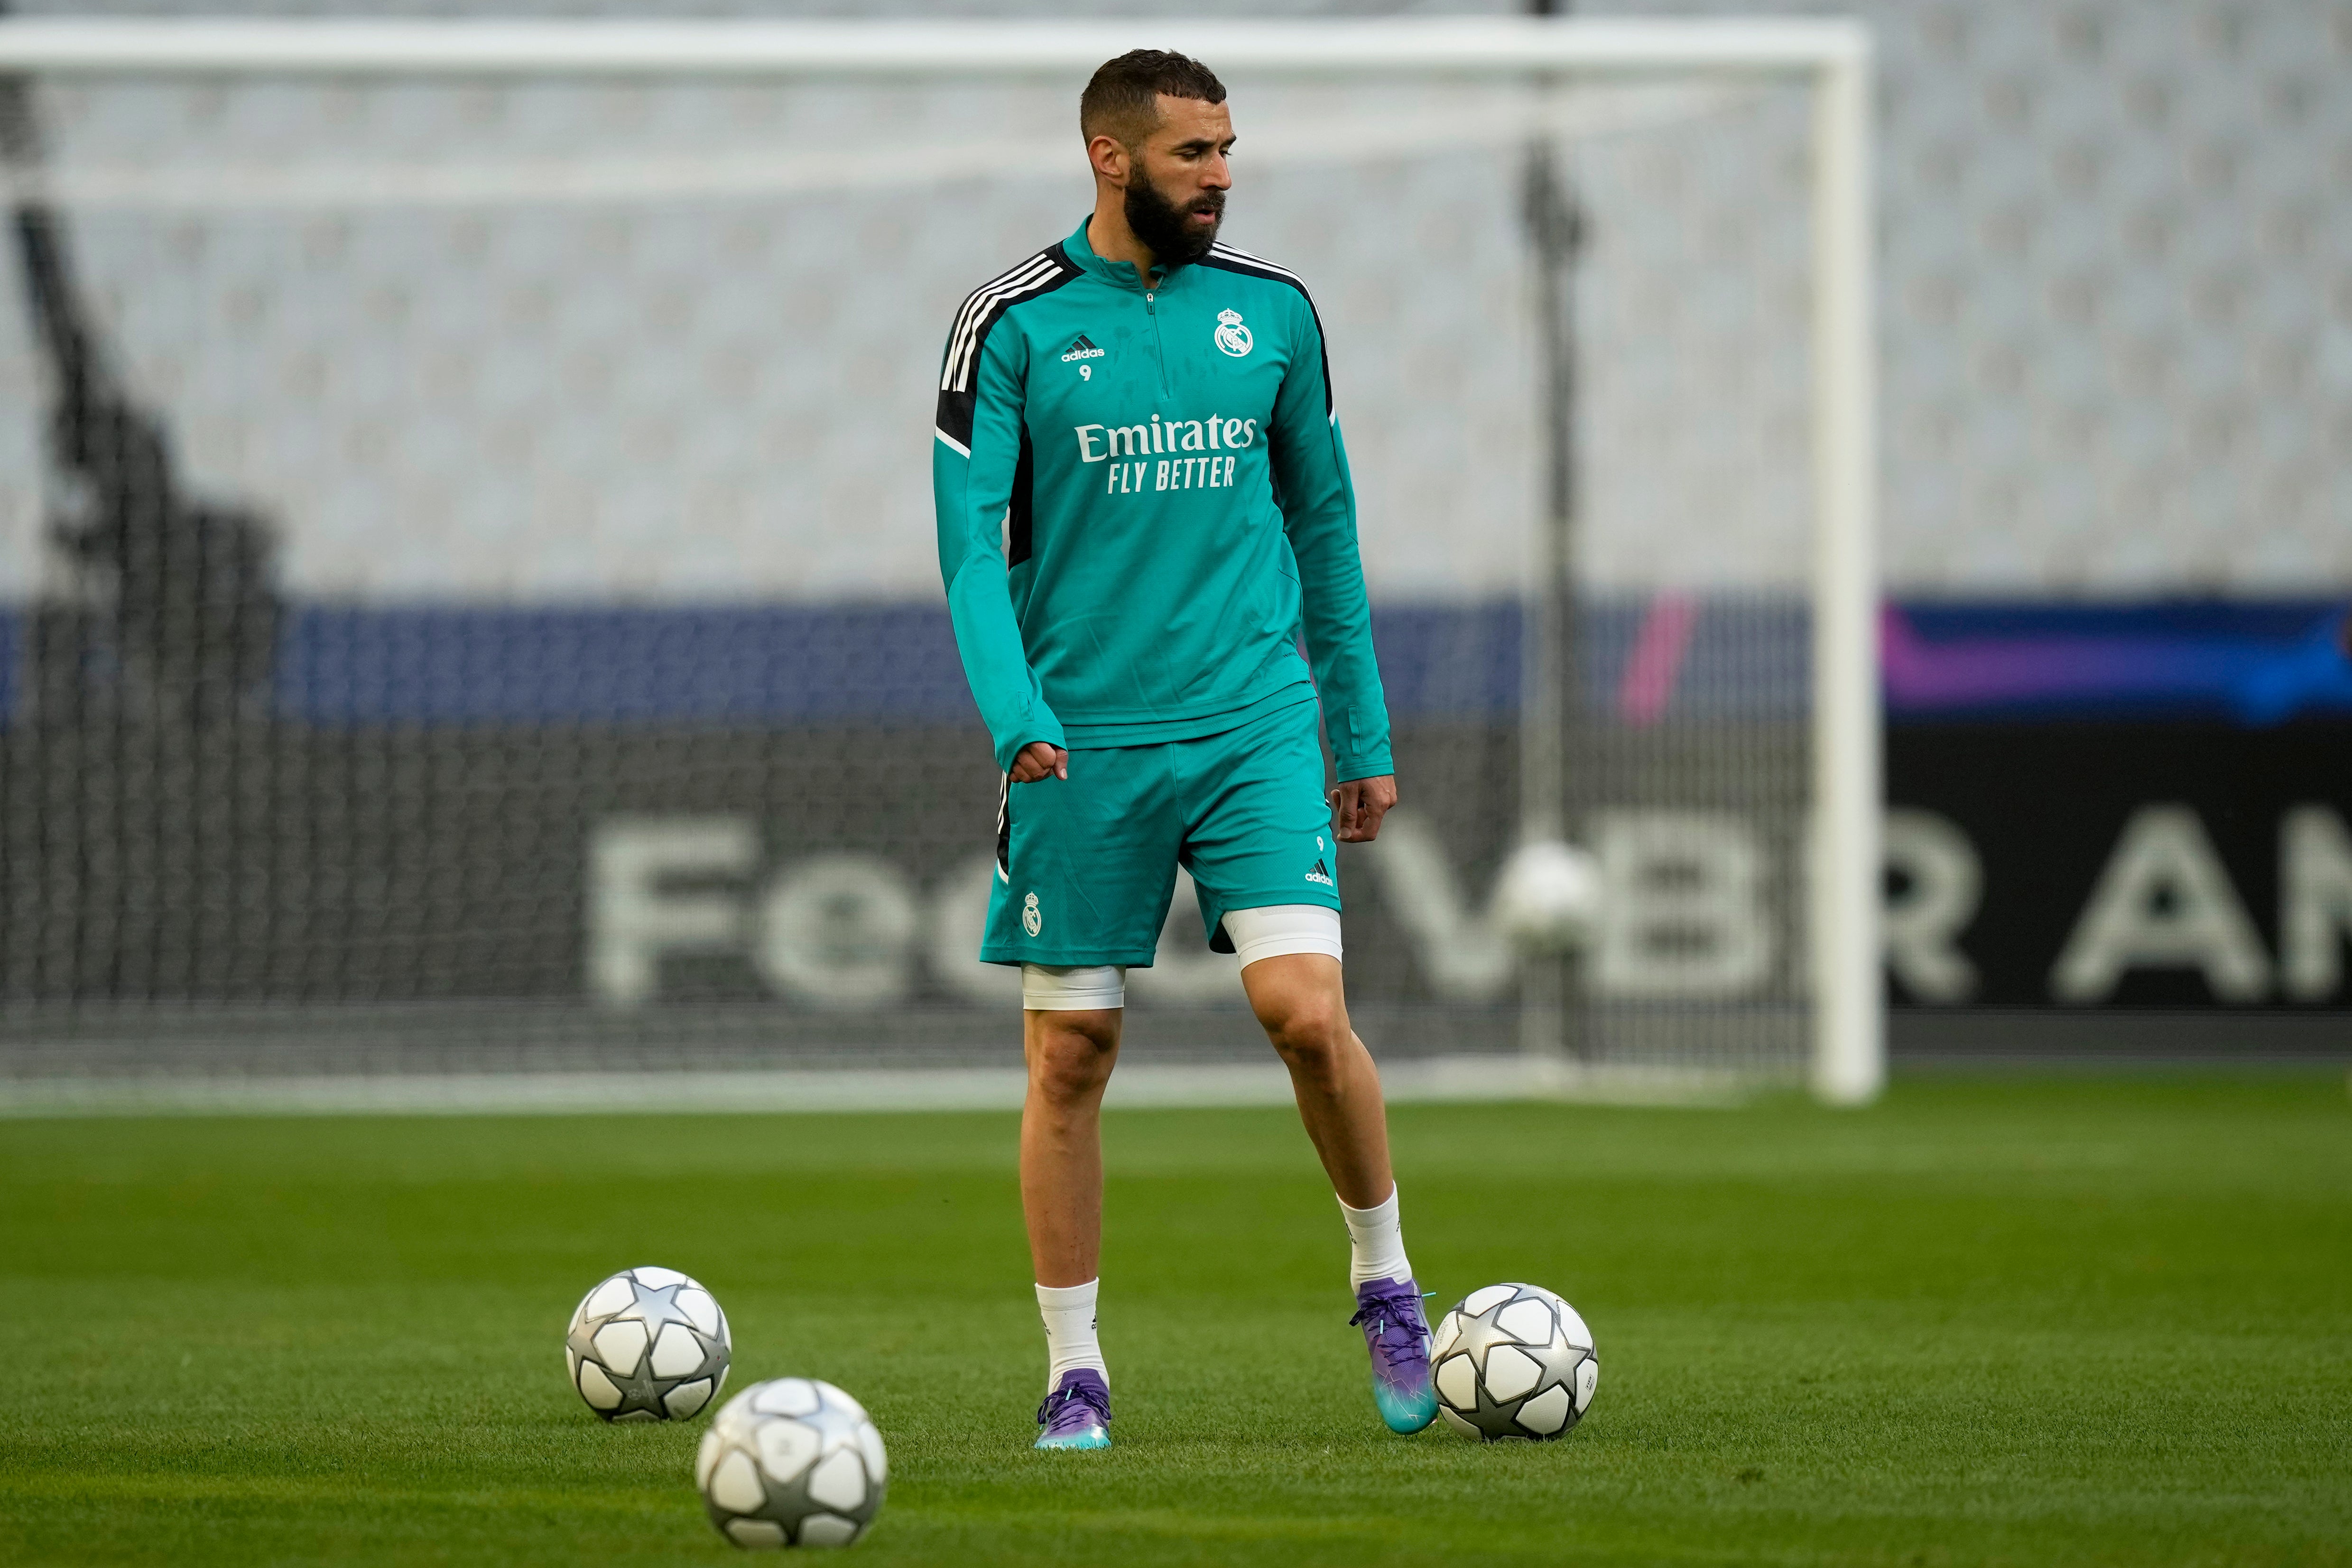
[1036,1280,1106,1392]
[1339,1186,1412,1290]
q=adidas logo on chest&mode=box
[1060,335,1104,362]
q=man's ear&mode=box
[1088,133,1131,187]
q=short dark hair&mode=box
[1080,49,1227,147]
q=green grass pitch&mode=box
[1,1075,2347,1566]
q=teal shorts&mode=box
[982,694,1343,968]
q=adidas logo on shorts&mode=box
[1305,858,1334,888]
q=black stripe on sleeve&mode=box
[934,242,1081,452]
[1199,242,1333,420]
[1007,424,1036,567]
[994,773,1012,881]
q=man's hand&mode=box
[1009,741,1069,783]
[1329,774,1398,843]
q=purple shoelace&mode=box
[1036,1373,1111,1435]
[1349,1281,1433,1373]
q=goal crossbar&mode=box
[0,17,1865,79]
[0,14,1882,1106]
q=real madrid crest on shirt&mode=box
[1214,308,1253,358]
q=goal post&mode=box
[0,15,1880,1105]
[1806,43,1881,1105]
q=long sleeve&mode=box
[935,308,1065,774]
[1266,298,1394,781]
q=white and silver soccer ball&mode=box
[696,1378,888,1549]
[1431,1282,1599,1441]
[1491,839,1601,954]
[564,1265,730,1422]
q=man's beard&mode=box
[1125,175,1223,269]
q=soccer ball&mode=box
[565,1265,730,1422]
[1491,839,1601,954]
[697,1378,888,1549]
[1431,1282,1598,1440]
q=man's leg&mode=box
[1020,966,1125,1450]
[1236,934,1438,1435]
[1237,951,1390,1209]
[1021,1001,1121,1289]
[989,740,1184,1449]
[1166,701,1431,1428]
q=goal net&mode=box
[0,19,1878,1107]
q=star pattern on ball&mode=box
[1449,1299,1528,1374]
[1458,1371,1537,1438]
[700,1382,886,1547]
[569,1271,728,1421]
[1529,1334,1591,1398]
[1435,1289,1601,1440]
[627,1278,693,1336]
[609,1345,693,1418]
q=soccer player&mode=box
[933,49,1433,1451]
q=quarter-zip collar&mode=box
[1065,215,1193,294]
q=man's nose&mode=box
[1203,153,1232,189]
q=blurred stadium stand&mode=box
[0,0,2343,1090]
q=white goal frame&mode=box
[0,14,1881,1105]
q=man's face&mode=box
[1121,94,1234,267]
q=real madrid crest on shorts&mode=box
[1214,308,1253,358]
[1021,891,1043,937]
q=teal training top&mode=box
[933,217,1393,781]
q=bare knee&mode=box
[1028,1011,1120,1106]
[1262,994,1352,1085]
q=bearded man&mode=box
[933,48,1433,1450]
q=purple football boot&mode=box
[1349,1276,1439,1433]
[1034,1368,1111,1450]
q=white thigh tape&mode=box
[1021,963,1126,1011]
[1221,903,1344,968]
